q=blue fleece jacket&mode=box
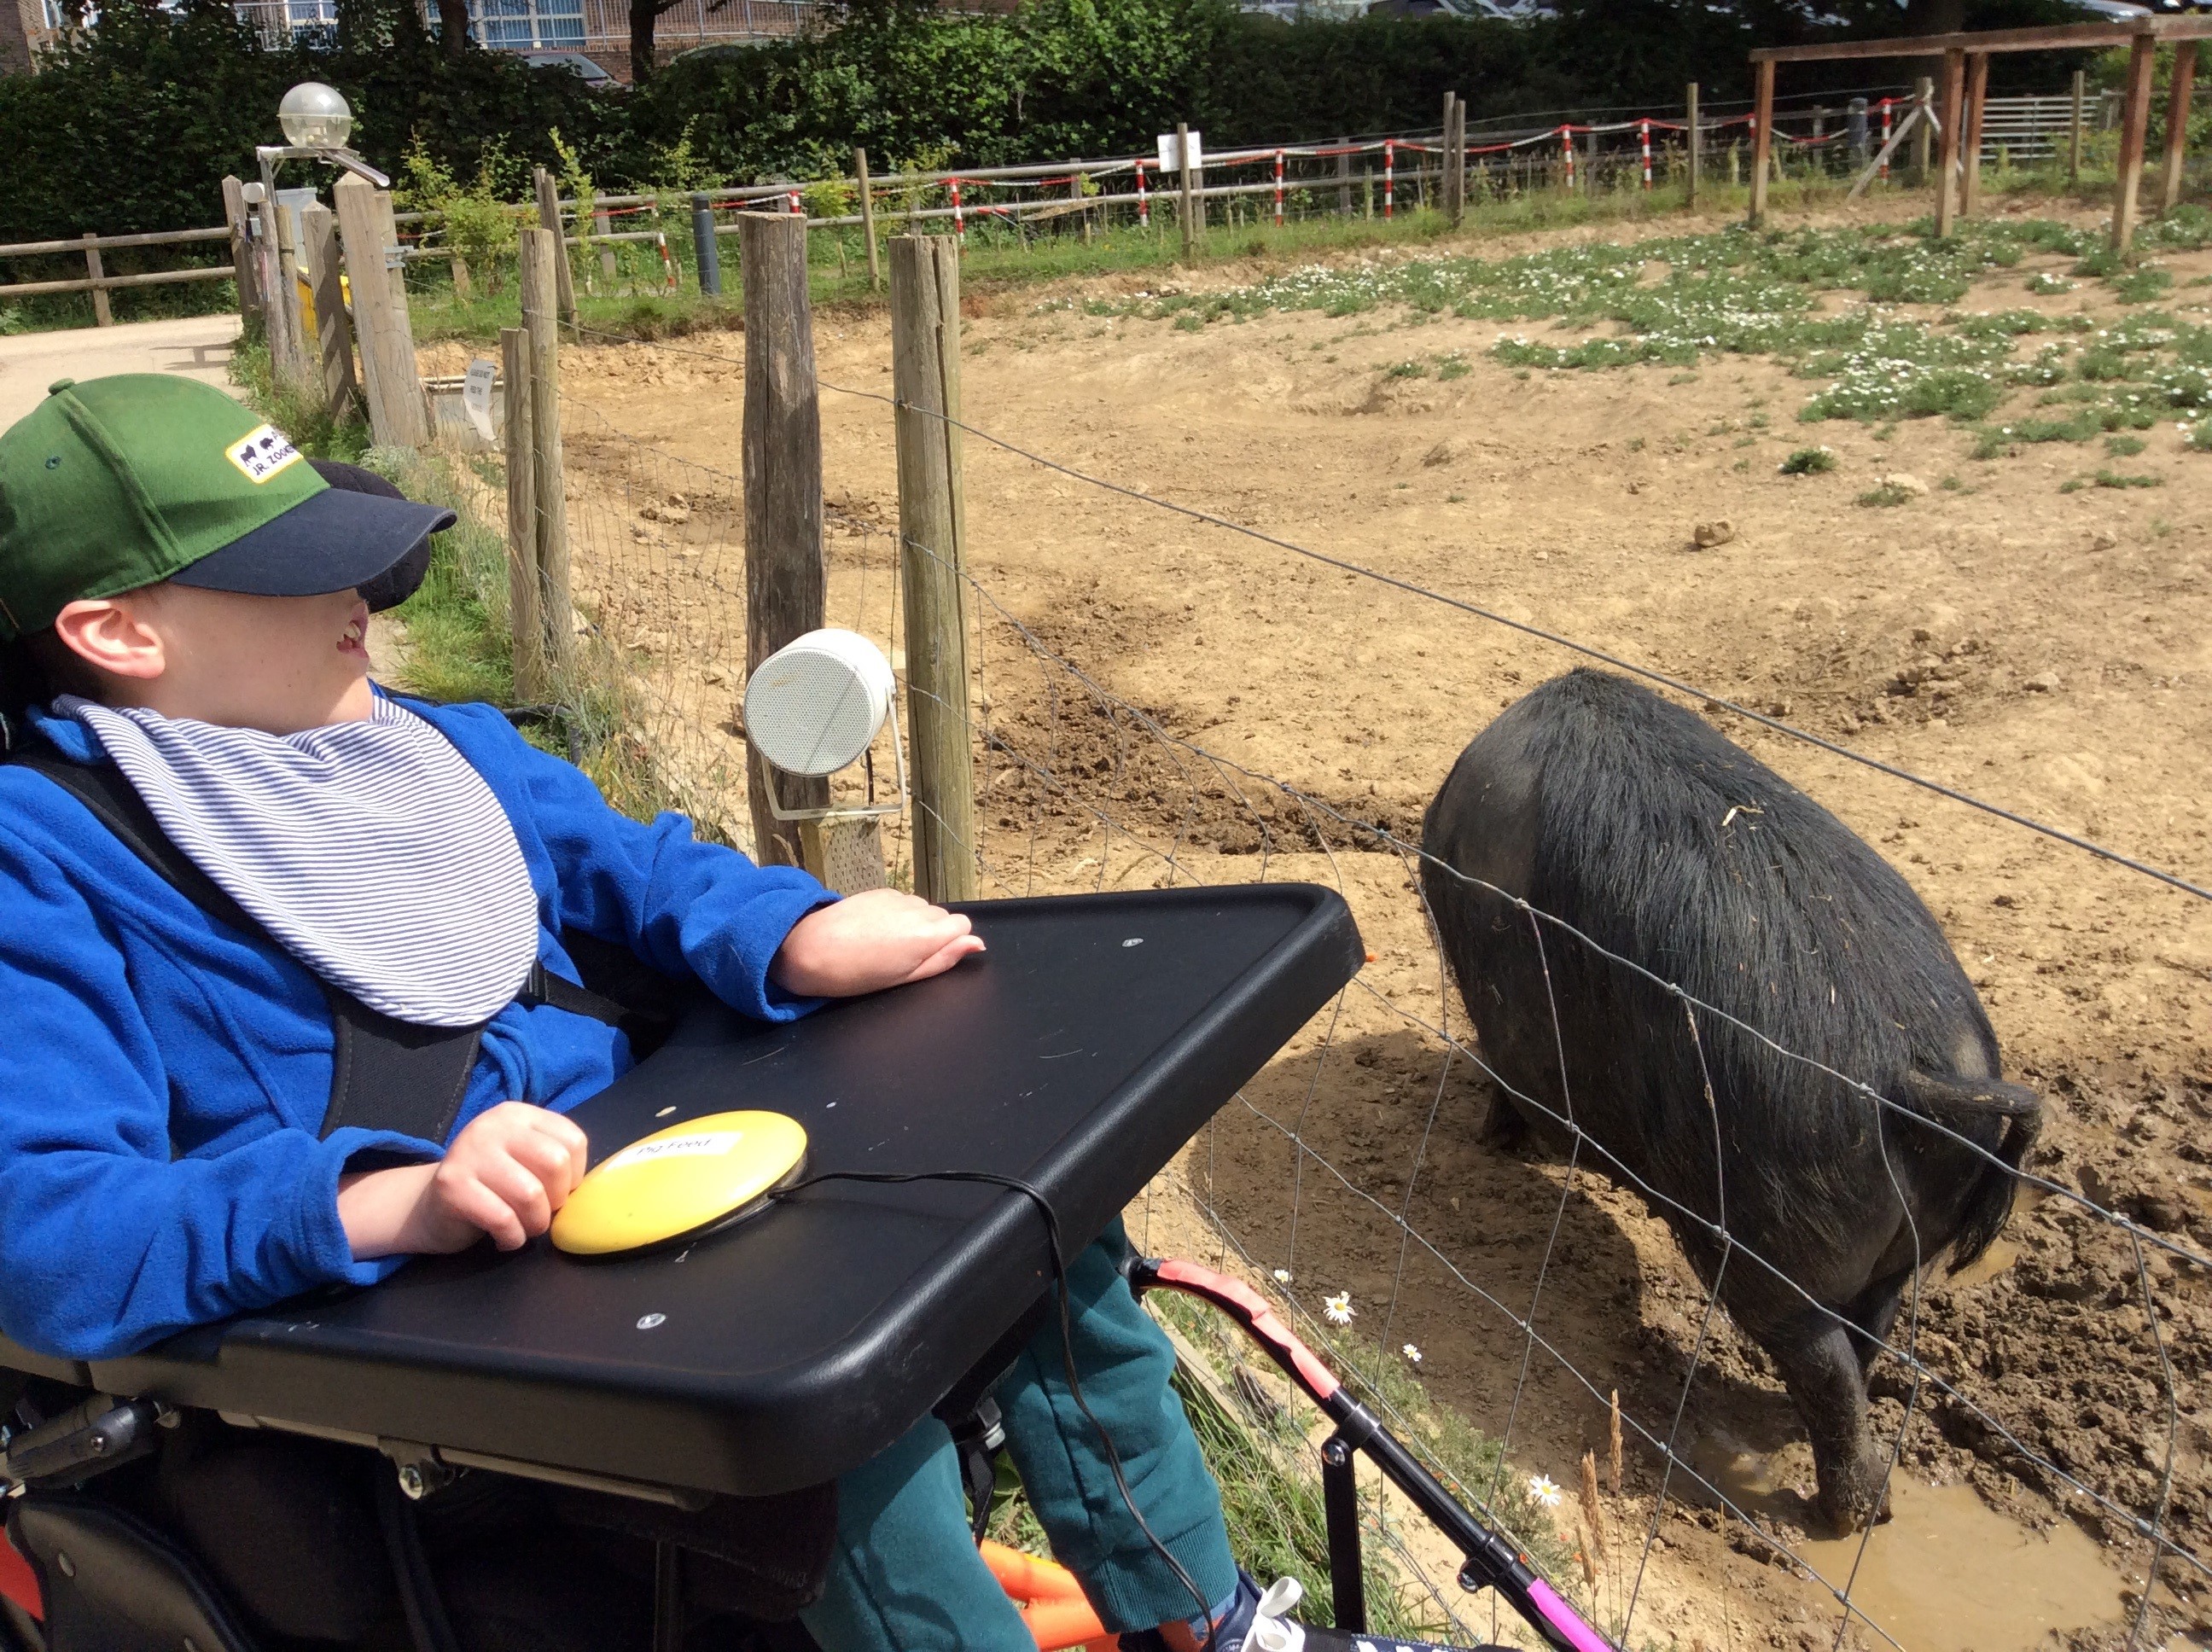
[0,695,835,1361]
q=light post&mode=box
[251,82,387,393]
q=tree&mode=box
[436,0,470,61]
[628,0,692,82]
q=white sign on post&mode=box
[1156,131,1203,175]
[462,358,498,443]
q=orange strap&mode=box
[980,1541,1113,1651]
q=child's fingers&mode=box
[475,1157,554,1239]
[512,1115,588,1201]
[899,932,987,986]
[439,1174,530,1251]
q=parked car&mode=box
[521,50,620,89]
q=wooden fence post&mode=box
[736,212,830,870]
[332,176,428,446]
[300,202,358,421]
[220,176,262,326]
[1749,58,1775,226]
[253,189,307,393]
[594,210,617,284]
[2163,41,2197,214]
[888,236,977,905]
[501,324,547,703]
[1936,49,1965,237]
[1686,83,1701,209]
[533,166,579,332]
[1444,92,1465,227]
[2113,29,2158,251]
[1961,52,1989,220]
[79,233,110,328]
[1336,139,1352,215]
[2070,68,2087,186]
[518,229,573,678]
[1179,122,1197,260]
[854,147,881,289]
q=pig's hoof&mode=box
[1815,1475,1893,1537]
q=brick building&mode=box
[1,0,64,75]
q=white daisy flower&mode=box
[1273,1268,1293,1284]
[1401,1343,1423,1364]
[1528,1475,1563,1509]
[1322,1292,1355,1326]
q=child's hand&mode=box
[339,1102,590,1259]
[770,888,985,998]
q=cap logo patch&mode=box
[225,424,304,485]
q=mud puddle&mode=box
[1703,1428,2130,1651]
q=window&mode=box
[285,0,336,24]
[38,0,67,29]
[469,0,582,48]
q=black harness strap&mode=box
[9,751,636,1145]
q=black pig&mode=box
[1421,668,2040,1533]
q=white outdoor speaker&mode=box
[742,628,905,823]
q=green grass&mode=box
[1778,445,1837,474]
[1858,481,1918,508]
[975,1285,1591,1642]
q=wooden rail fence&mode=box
[0,225,235,325]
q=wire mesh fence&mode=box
[418,314,2209,1651]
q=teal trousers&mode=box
[797,1220,1237,1652]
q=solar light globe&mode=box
[278,82,352,149]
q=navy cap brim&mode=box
[167,486,456,600]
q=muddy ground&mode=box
[513,193,2212,1651]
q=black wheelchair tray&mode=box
[1,886,1362,1500]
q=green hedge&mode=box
[0,0,2086,247]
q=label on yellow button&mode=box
[551,1110,808,1258]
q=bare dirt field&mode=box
[537,194,2212,1652]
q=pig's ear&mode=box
[1899,1069,2043,1125]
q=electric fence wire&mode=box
[524,334,2199,1647]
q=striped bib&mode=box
[61,695,539,1028]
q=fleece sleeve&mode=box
[0,840,434,1362]
[463,707,839,1022]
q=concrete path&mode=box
[0,313,243,431]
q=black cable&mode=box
[772,1169,1222,1652]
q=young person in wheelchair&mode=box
[0,376,1287,1652]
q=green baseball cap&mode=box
[0,375,453,642]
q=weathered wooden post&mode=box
[517,229,573,678]
[300,202,358,421]
[1179,122,1198,260]
[500,324,546,702]
[1444,92,1466,227]
[1936,49,1965,236]
[253,187,309,392]
[1749,57,1776,226]
[533,166,579,331]
[79,233,110,328]
[2113,27,2159,250]
[736,213,830,870]
[220,176,263,327]
[2069,68,2087,186]
[2163,41,2197,213]
[1961,52,1989,219]
[1686,84,1701,209]
[854,147,881,289]
[594,210,617,285]
[332,175,428,446]
[1336,139,1353,216]
[888,236,977,905]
